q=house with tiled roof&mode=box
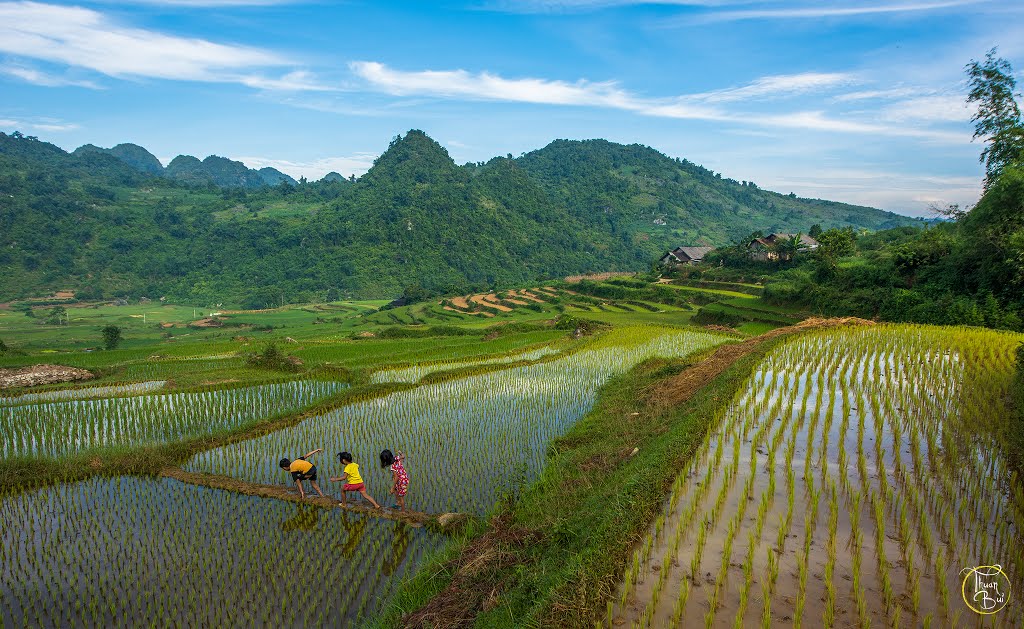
[659,245,716,267]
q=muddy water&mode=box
[611,326,1024,628]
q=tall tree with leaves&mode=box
[966,49,1024,186]
[101,325,122,350]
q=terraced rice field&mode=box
[610,324,1024,628]
[188,327,727,514]
[0,326,727,627]
[369,346,561,384]
[0,477,442,626]
[0,380,346,459]
[0,380,166,406]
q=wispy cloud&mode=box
[0,1,331,90]
[94,0,299,6]
[684,0,987,24]
[762,168,981,215]
[480,0,736,13]
[349,61,641,108]
[233,154,378,180]
[0,116,78,132]
[0,63,101,88]
[352,61,969,142]
[687,72,855,103]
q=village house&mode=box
[748,233,820,261]
[659,245,716,267]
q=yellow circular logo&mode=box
[961,565,1011,615]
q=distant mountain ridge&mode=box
[0,129,921,305]
[75,141,300,188]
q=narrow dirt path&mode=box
[649,317,873,407]
[160,467,467,530]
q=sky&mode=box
[2,1,1022,217]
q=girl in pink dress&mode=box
[380,449,410,511]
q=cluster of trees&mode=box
[1,129,907,308]
[681,50,1024,331]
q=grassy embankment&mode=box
[376,328,798,628]
[1008,343,1024,474]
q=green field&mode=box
[3,278,1016,628]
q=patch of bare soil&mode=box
[450,296,471,310]
[509,290,545,303]
[471,294,512,312]
[159,467,467,530]
[402,514,543,629]
[0,364,95,389]
[188,317,223,328]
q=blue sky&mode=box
[2,0,1022,216]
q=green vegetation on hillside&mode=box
[666,52,1024,331]
[1,129,916,306]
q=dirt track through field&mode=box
[649,317,872,408]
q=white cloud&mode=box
[349,61,641,109]
[0,64,101,88]
[879,94,973,123]
[685,0,987,23]
[687,72,855,103]
[352,61,970,143]
[233,154,379,180]
[0,116,78,131]
[481,0,738,12]
[0,1,330,90]
[762,168,981,215]
[832,87,925,102]
[101,0,296,5]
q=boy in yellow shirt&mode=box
[279,448,326,499]
[330,451,381,508]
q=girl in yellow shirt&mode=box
[330,451,381,508]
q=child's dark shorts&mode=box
[292,465,317,481]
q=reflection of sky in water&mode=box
[370,346,562,383]
[1,380,347,458]
[0,380,166,405]
[0,476,442,627]
[190,330,726,514]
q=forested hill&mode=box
[0,129,919,306]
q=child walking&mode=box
[380,449,410,511]
[330,452,381,508]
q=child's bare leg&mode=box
[339,491,347,506]
[361,489,381,508]
[396,494,405,511]
[295,480,305,499]
[310,480,325,497]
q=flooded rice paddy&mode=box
[611,324,1024,628]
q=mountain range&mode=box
[0,129,920,305]
[73,142,302,188]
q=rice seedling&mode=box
[0,380,167,406]
[369,346,561,383]
[0,380,346,459]
[189,327,726,515]
[610,323,1024,629]
[0,476,445,626]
